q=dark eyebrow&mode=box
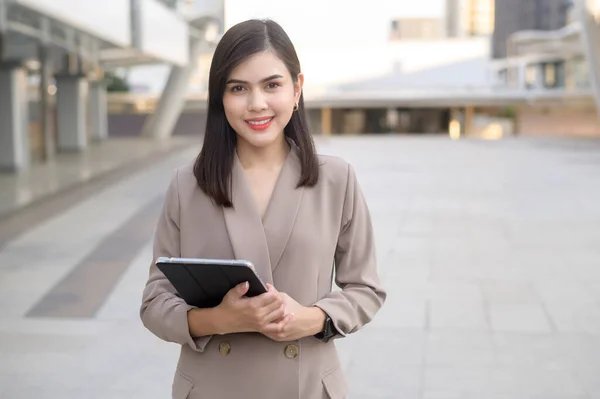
[226,74,284,85]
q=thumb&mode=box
[236,281,249,297]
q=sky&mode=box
[129,0,453,93]
[223,0,446,46]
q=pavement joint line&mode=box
[25,195,164,319]
[0,141,193,251]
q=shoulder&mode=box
[175,161,196,183]
[317,154,353,182]
[317,154,361,194]
[164,160,217,212]
[316,155,364,224]
[165,160,197,195]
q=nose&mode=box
[247,90,268,112]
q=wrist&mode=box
[188,306,237,337]
[211,305,237,335]
[188,307,220,337]
[306,306,327,336]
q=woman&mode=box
[140,18,386,399]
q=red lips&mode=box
[246,117,273,131]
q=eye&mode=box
[266,82,281,89]
[230,85,245,92]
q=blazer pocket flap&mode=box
[322,367,348,399]
[172,371,194,399]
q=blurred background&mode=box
[1,0,600,172]
[1,1,600,398]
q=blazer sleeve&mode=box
[313,163,387,337]
[139,168,212,352]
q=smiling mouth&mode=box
[246,118,273,126]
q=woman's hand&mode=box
[259,289,326,342]
[214,282,289,335]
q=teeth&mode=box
[248,118,272,126]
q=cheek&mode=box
[271,91,295,113]
[223,97,243,121]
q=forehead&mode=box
[228,50,289,80]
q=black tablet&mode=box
[155,257,268,308]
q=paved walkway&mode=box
[1,135,600,398]
[0,136,197,219]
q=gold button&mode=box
[219,342,231,356]
[284,344,299,359]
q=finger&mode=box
[261,297,286,318]
[275,314,295,339]
[263,304,286,324]
[236,281,249,297]
[250,290,282,309]
[281,313,294,330]
[224,282,249,303]
[261,324,283,336]
[266,284,286,303]
[264,313,294,334]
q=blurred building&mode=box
[389,18,444,40]
[110,0,511,139]
[0,0,222,174]
[492,0,568,58]
[488,0,600,138]
[106,0,600,140]
[446,0,495,37]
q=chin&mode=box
[240,130,282,148]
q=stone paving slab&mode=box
[0,135,600,398]
[0,136,199,219]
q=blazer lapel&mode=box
[262,145,304,273]
[223,153,273,285]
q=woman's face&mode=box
[223,50,303,149]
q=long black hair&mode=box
[194,19,319,207]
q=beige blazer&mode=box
[140,145,386,399]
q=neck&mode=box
[237,135,290,170]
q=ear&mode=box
[294,73,304,102]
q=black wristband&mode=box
[314,314,336,342]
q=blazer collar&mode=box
[223,139,304,282]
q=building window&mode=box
[543,61,565,88]
[545,63,556,87]
[525,64,538,88]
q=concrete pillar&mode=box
[536,64,546,89]
[448,108,462,140]
[465,106,474,136]
[0,64,30,172]
[89,80,108,141]
[55,74,89,151]
[386,108,399,132]
[321,107,332,136]
[517,60,528,90]
[141,36,209,139]
[576,0,600,117]
[39,43,55,161]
